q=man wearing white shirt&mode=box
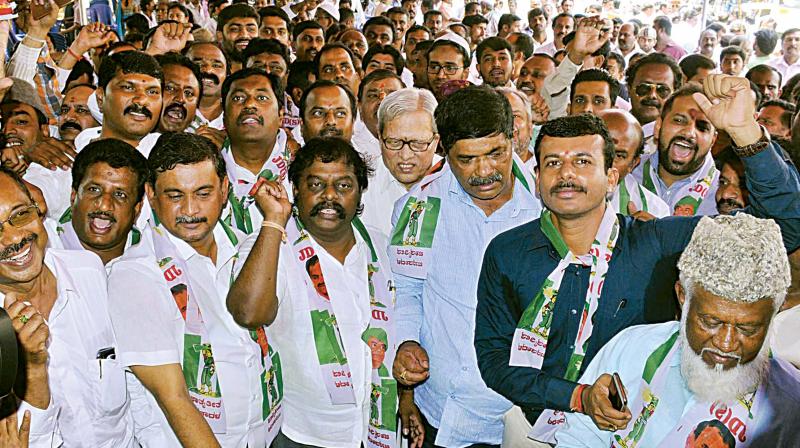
[537,12,573,57]
[227,137,399,448]
[362,88,439,237]
[497,87,536,170]
[156,52,202,134]
[220,68,296,234]
[768,28,800,88]
[299,80,357,146]
[186,42,228,131]
[108,133,279,447]
[354,70,406,162]
[0,168,137,447]
[597,109,670,218]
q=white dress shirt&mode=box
[107,224,271,447]
[0,250,136,447]
[352,118,383,162]
[768,56,800,87]
[241,225,389,447]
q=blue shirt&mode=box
[392,168,542,447]
[475,142,800,424]
[556,322,800,447]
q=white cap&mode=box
[316,1,340,21]
[434,31,470,55]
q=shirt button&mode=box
[575,270,580,276]
[450,394,456,399]
[461,367,468,372]
[569,345,575,350]
[571,309,577,315]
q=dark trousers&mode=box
[420,412,500,448]
[271,431,326,448]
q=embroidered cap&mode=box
[678,214,790,306]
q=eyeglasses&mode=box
[0,204,41,234]
[427,63,462,75]
[634,83,672,99]
[381,135,436,152]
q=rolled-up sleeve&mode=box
[474,240,576,412]
[7,43,43,88]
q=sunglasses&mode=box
[634,83,672,99]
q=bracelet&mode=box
[732,125,770,158]
[66,46,81,60]
[261,220,287,243]
[24,35,46,44]
[571,384,589,414]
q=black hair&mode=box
[660,83,706,120]
[782,73,800,103]
[288,137,372,196]
[414,39,434,56]
[464,1,480,15]
[435,85,512,153]
[508,32,534,60]
[312,42,356,77]
[72,138,149,203]
[406,24,432,41]
[782,28,800,41]
[363,15,396,41]
[475,36,513,64]
[287,60,316,98]
[386,6,409,18]
[98,51,164,91]
[243,37,291,68]
[746,64,782,88]
[625,52,683,92]
[167,2,193,23]
[427,39,471,67]
[754,29,778,55]
[362,44,404,75]
[125,13,151,34]
[423,10,443,22]
[706,22,725,34]
[218,3,259,31]
[570,68,620,104]
[258,6,292,33]
[221,67,284,109]
[759,99,796,131]
[679,54,716,81]
[299,80,357,121]
[293,20,324,41]
[357,69,404,100]
[692,421,736,448]
[63,59,96,94]
[498,13,521,31]
[155,51,204,100]
[604,51,625,73]
[534,114,615,171]
[462,14,488,27]
[551,12,574,30]
[148,132,225,185]
[125,32,145,47]
[653,15,671,35]
[528,7,548,22]
[183,41,231,77]
[719,45,746,64]
[339,8,355,24]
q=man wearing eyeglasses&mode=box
[0,167,139,447]
[626,53,683,152]
[426,36,471,100]
[361,87,438,237]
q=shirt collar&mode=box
[43,250,78,321]
[446,165,540,219]
[166,222,239,266]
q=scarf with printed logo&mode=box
[57,207,141,249]
[286,214,398,447]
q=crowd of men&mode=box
[0,0,798,446]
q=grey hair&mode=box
[377,88,438,136]
[495,87,532,124]
[677,214,790,311]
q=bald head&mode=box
[339,29,369,57]
[597,109,644,180]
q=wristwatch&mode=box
[732,125,771,158]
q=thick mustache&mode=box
[124,104,153,118]
[641,99,661,107]
[88,211,116,223]
[550,180,586,194]
[319,127,343,137]
[59,120,83,132]
[175,216,207,224]
[717,198,744,210]
[310,201,346,218]
[669,136,698,152]
[164,103,188,117]
[0,234,37,260]
[468,172,503,186]
[237,112,264,125]
[201,72,221,85]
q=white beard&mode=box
[679,313,771,405]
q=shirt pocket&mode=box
[86,358,129,414]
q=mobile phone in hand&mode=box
[608,372,627,411]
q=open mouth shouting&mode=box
[0,234,38,269]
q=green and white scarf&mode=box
[223,131,291,234]
[389,157,533,279]
[56,207,141,250]
[286,215,398,447]
[512,204,619,443]
[641,153,718,216]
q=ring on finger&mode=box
[19,314,30,324]
[400,370,408,381]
